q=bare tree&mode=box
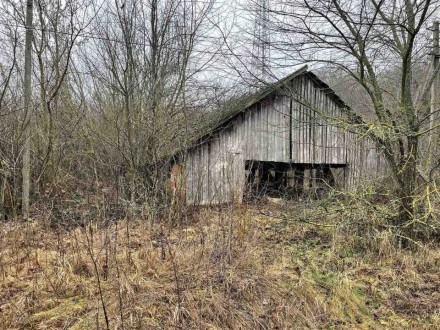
[32,0,95,182]
[81,0,214,218]
[21,0,34,219]
[0,6,20,219]
[248,0,440,228]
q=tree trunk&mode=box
[0,172,6,219]
[396,136,419,228]
[22,0,34,219]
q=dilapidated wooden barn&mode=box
[175,66,387,205]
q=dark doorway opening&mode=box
[244,160,346,201]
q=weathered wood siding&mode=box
[184,73,386,205]
[291,74,347,164]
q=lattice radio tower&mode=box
[252,0,270,82]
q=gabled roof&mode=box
[173,65,351,159]
[208,65,309,132]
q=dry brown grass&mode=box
[0,203,439,329]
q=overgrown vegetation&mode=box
[1,0,440,328]
[1,190,439,329]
